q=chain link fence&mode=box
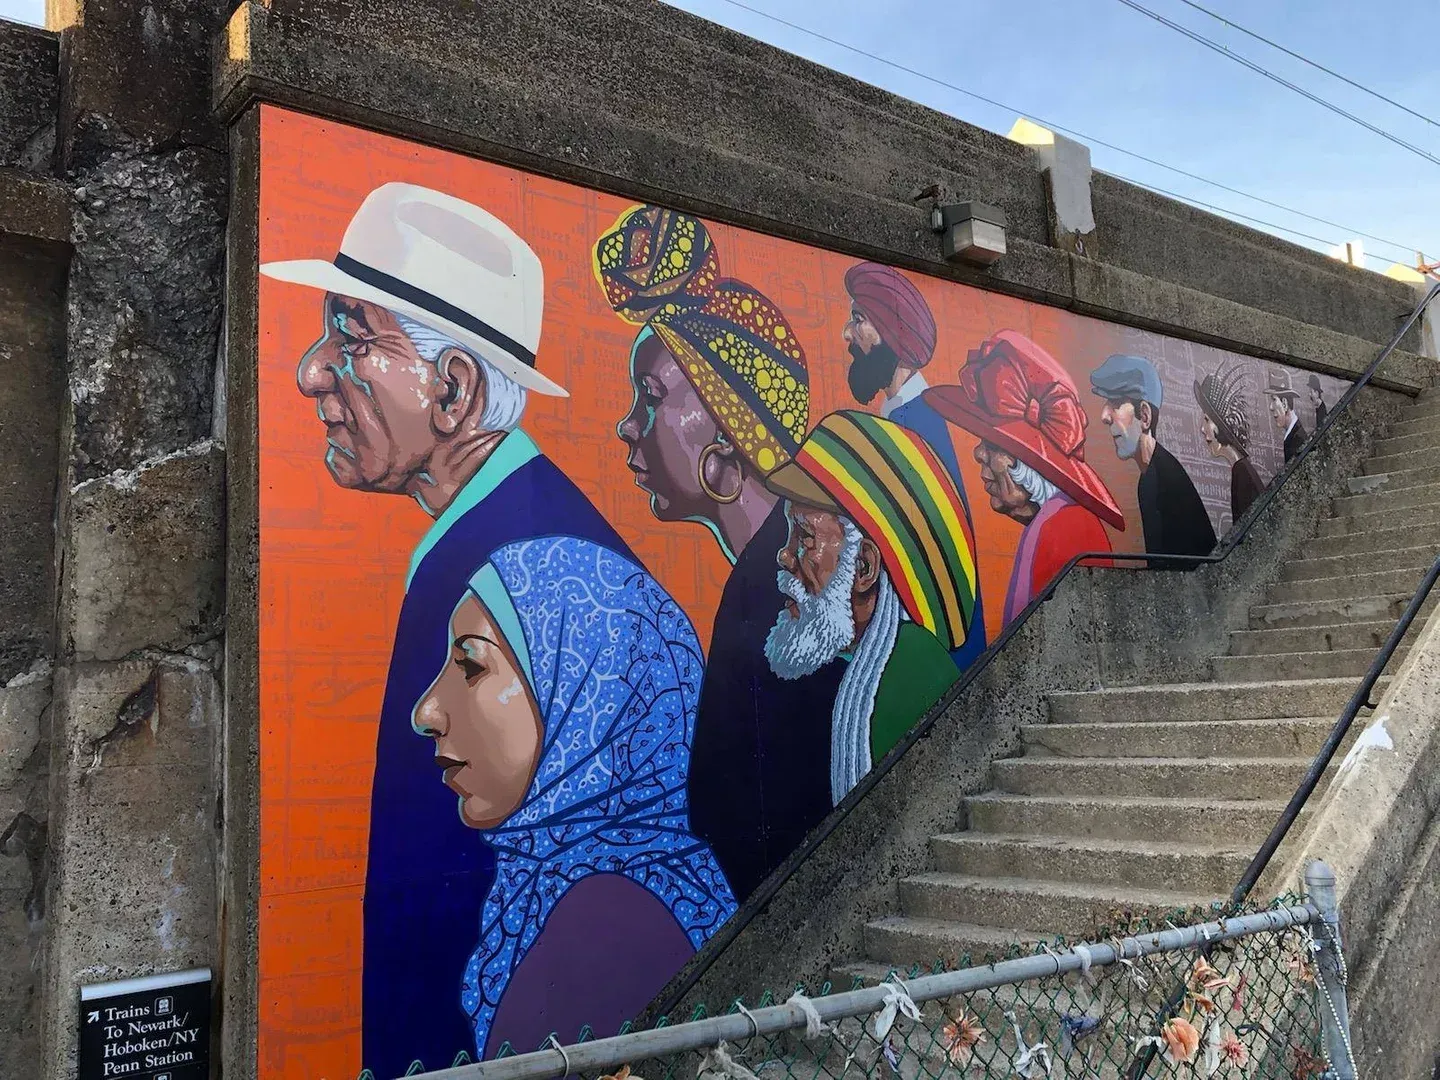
[376,864,1353,1080]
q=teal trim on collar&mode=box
[467,564,534,691]
[406,429,541,589]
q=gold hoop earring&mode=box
[697,443,742,505]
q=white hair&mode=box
[765,516,863,680]
[1008,457,1061,508]
[394,312,527,433]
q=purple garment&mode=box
[486,874,696,1056]
[1002,493,1074,623]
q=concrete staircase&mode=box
[849,390,1440,976]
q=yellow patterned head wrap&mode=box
[594,205,810,475]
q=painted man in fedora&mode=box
[261,182,636,1075]
[926,331,1125,622]
[1267,366,1308,463]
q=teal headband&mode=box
[467,563,534,691]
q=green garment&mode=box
[868,622,961,764]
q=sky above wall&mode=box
[3,0,1435,274]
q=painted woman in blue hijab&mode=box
[409,535,737,1059]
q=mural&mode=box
[254,107,1352,1078]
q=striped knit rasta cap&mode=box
[764,410,978,652]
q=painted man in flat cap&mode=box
[841,262,987,668]
[1090,354,1217,557]
[763,411,975,805]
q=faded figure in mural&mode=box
[1195,364,1266,524]
[763,411,977,804]
[262,183,638,1074]
[841,262,988,667]
[1309,373,1329,430]
[412,537,736,1057]
[1268,367,1309,463]
[926,331,1125,621]
[594,205,845,901]
[1090,354,1218,557]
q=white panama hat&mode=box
[261,182,567,397]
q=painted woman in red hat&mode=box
[925,331,1126,622]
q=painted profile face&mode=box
[1269,394,1290,430]
[615,333,736,520]
[1200,414,1225,458]
[412,595,543,830]
[296,294,443,492]
[1099,399,1144,461]
[767,503,875,678]
[842,304,900,405]
[1310,387,1323,408]
[973,443,1035,520]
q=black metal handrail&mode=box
[654,279,1440,1018]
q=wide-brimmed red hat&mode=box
[924,330,1126,530]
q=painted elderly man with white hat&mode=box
[261,182,635,1077]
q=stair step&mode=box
[930,833,1252,893]
[1047,678,1361,724]
[1364,447,1440,475]
[1381,416,1440,440]
[1022,717,1334,759]
[964,792,1284,844]
[1229,620,1397,655]
[1268,566,1426,604]
[1306,524,1440,558]
[897,872,1219,936]
[1374,426,1440,455]
[1212,647,1405,682]
[1317,501,1440,536]
[861,916,1049,969]
[993,756,1308,799]
[1249,593,1431,629]
[1333,485,1440,517]
[1397,396,1440,423]
[1279,544,1439,582]
[1346,467,1440,495]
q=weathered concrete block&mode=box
[65,441,224,662]
[42,658,217,1079]
[0,23,57,171]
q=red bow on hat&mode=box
[959,336,1088,459]
[924,330,1126,531]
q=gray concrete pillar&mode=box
[1008,119,1099,259]
[38,2,230,1076]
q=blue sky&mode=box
[5,0,1435,272]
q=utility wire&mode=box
[704,0,1421,261]
[1113,0,1440,167]
[1173,0,1440,132]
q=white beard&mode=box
[764,538,859,680]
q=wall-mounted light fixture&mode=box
[931,201,1007,266]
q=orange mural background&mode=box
[256,106,1168,1077]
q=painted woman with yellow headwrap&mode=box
[595,205,845,900]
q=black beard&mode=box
[847,339,901,405]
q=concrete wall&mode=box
[651,383,1402,1017]
[0,22,57,170]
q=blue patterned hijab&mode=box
[441,536,737,1054]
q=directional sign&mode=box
[78,968,211,1080]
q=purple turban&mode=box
[843,262,938,369]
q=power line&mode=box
[1113,0,1440,167]
[703,0,1422,261]
[1173,0,1440,132]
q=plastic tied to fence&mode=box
[376,893,1346,1080]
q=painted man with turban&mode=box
[842,262,987,667]
[927,332,1125,621]
[595,205,846,900]
[763,411,976,804]
[1195,363,1265,527]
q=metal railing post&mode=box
[1305,860,1356,1080]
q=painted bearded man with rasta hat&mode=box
[763,411,979,806]
[595,204,844,899]
[927,332,1125,621]
[841,262,987,668]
